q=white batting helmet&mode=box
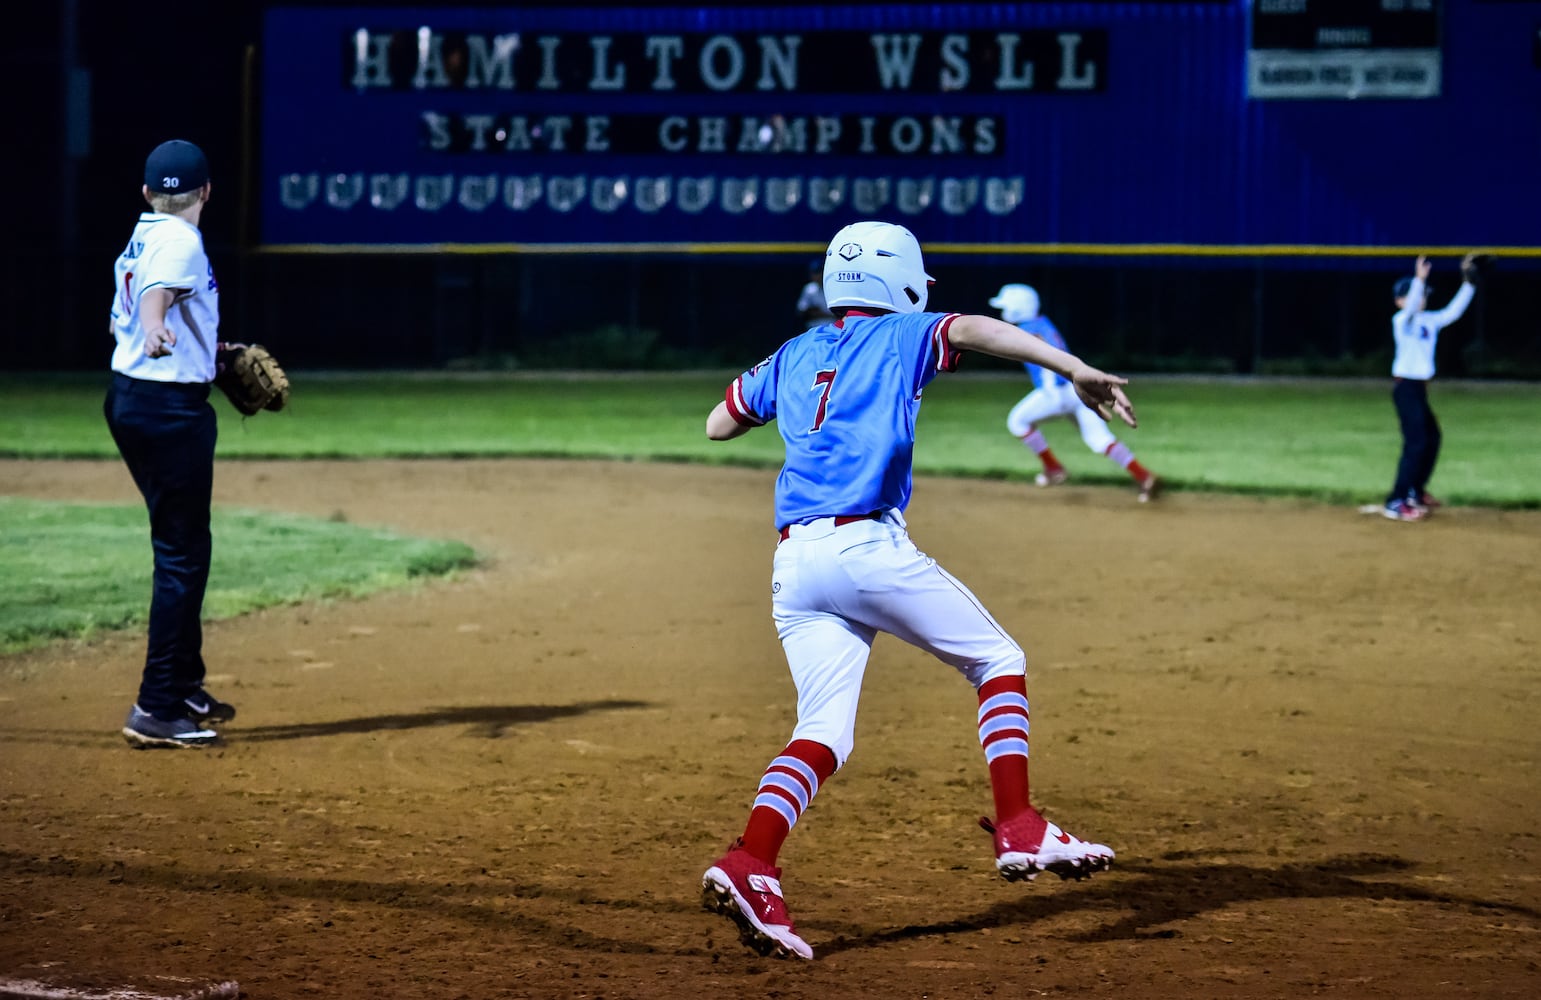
[989,283,1040,324]
[823,221,935,314]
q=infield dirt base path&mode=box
[2,458,1539,1000]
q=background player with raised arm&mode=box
[990,283,1160,502]
[105,139,238,748]
[1380,253,1482,522]
[698,221,1131,961]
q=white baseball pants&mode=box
[1006,384,1116,453]
[770,510,1025,767]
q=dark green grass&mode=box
[4,372,1537,506]
[0,497,478,654]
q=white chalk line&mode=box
[0,978,239,1000]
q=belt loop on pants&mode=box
[777,511,882,542]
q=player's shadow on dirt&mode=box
[235,700,652,741]
[0,848,671,957]
[4,849,1537,960]
[814,853,1541,956]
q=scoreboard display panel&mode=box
[1248,0,1443,99]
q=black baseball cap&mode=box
[1392,276,1416,299]
[144,140,209,194]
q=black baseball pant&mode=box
[1387,377,1441,506]
[104,374,217,719]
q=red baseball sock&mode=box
[977,675,1031,821]
[1020,428,1062,471]
[740,739,838,864]
[1106,442,1154,484]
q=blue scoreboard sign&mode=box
[258,3,1541,256]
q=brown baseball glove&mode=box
[1460,252,1493,286]
[214,343,290,416]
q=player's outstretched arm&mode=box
[706,400,753,440]
[1431,255,1479,327]
[1396,255,1433,319]
[950,314,1137,427]
[140,287,180,357]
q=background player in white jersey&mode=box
[990,283,1161,502]
[699,221,1131,961]
[1380,253,1482,522]
[105,139,238,748]
[794,257,833,329]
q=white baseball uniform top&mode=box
[795,279,829,329]
[1391,276,1474,381]
[109,212,220,383]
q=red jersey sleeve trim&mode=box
[933,313,963,372]
[725,377,765,426]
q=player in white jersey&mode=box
[699,221,1130,961]
[794,257,833,329]
[990,284,1161,502]
[105,139,238,748]
[1381,253,1480,522]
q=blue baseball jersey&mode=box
[724,311,962,529]
[1018,317,1069,390]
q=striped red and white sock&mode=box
[977,674,1031,821]
[1105,442,1152,483]
[1021,428,1064,473]
[739,739,837,864]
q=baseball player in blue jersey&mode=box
[699,221,1133,961]
[1380,253,1481,522]
[106,139,237,748]
[990,284,1160,501]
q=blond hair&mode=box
[148,189,203,214]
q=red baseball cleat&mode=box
[701,840,813,960]
[1382,499,1428,522]
[1034,468,1069,488]
[980,811,1114,882]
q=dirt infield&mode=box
[2,458,1539,999]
